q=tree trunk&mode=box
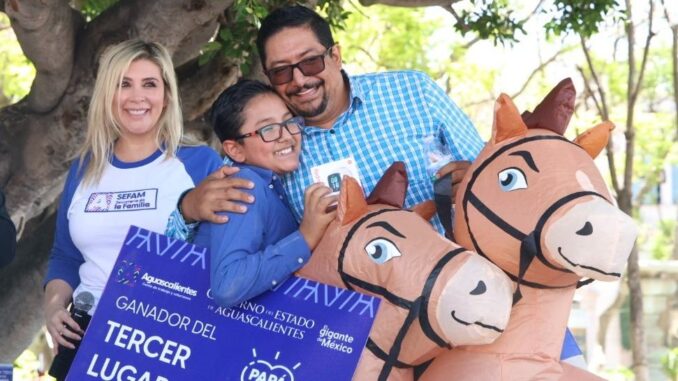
[621,0,653,379]
[0,0,241,362]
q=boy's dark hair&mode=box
[210,79,276,142]
[256,5,335,69]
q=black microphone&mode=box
[48,291,94,380]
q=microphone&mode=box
[48,291,95,380]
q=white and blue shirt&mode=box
[45,146,221,312]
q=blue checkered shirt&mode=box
[166,70,483,239]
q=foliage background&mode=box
[0,0,676,379]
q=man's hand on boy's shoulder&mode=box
[181,165,256,224]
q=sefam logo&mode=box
[240,348,300,381]
[115,260,142,286]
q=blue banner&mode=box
[68,226,378,381]
[0,364,12,381]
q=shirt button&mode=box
[330,130,336,134]
[279,195,283,199]
[268,184,274,189]
[272,280,277,286]
[272,175,277,180]
[298,258,303,264]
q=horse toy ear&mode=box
[521,77,576,135]
[338,176,368,225]
[411,200,436,221]
[574,121,615,159]
[491,93,528,145]
[366,161,408,208]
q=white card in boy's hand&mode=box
[311,157,362,196]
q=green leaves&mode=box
[79,0,118,20]
[543,0,625,38]
[455,0,526,45]
[197,0,347,75]
[450,0,623,45]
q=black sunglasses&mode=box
[236,116,305,142]
[265,46,333,86]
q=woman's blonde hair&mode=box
[78,39,183,185]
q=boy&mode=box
[194,80,336,308]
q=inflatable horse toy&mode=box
[298,162,514,381]
[419,79,638,381]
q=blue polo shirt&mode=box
[194,163,311,308]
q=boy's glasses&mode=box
[236,116,305,142]
[265,47,333,85]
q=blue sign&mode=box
[68,226,379,381]
[0,364,12,381]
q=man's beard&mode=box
[286,81,328,119]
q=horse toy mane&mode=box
[419,78,638,380]
[298,162,514,381]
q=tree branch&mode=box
[173,18,220,67]
[577,66,604,118]
[660,0,678,141]
[5,0,83,113]
[359,0,459,7]
[579,36,610,120]
[510,46,572,99]
[624,0,655,203]
[630,1,654,107]
[80,0,232,71]
[580,35,620,196]
[179,54,240,122]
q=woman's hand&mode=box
[299,184,338,249]
[44,280,84,354]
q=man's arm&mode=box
[0,190,16,267]
[166,165,256,240]
[180,165,255,223]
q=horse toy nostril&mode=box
[575,221,593,236]
[469,280,486,295]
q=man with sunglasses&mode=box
[167,4,585,369]
[169,5,483,236]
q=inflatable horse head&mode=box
[298,162,514,381]
[456,78,637,292]
[421,79,638,381]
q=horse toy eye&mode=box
[365,238,402,264]
[498,167,527,191]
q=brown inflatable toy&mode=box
[419,78,638,380]
[298,162,514,381]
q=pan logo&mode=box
[240,348,300,381]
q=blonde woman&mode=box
[43,39,220,372]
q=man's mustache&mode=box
[286,80,323,96]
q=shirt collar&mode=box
[303,70,374,133]
[111,148,163,169]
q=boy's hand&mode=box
[299,184,338,249]
[181,166,255,224]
